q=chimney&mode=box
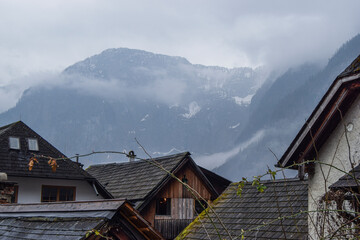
[128,150,136,162]
[74,154,84,168]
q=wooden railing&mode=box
[154,219,193,239]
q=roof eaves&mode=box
[187,158,219,197]
[89,179,114,199]
[278,72,360,169]
[137,153,190,211]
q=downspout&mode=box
[92,181,99,196]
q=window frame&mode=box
[9,137,20,150]
[41,185,76,202]
[27,138,39,151]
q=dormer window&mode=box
[9,137,20,150]
[27,138,39,151]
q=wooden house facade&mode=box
[87,152,230,239]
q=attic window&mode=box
[9,137,20,150]
[27,138,39,151]
[156,197,171,215]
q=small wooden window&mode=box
[9,137,20,150]
[41,185,75,202]
[156,197,171,215]
[27,138,39,151]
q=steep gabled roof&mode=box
[198,166,231,195]
[0,121,92,180]
[0,121,112,199]
[87,152,218,210]
[278,55,360,168]
[0,199,164,240]
[177,179,308,240]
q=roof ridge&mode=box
[88,151,190,168]
[232,177,307,185]
[0,121,21,135]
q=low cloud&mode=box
[196,129,266,169]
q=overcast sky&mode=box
[0,0,360,110]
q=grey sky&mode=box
[0,0,359,111]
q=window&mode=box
[156,197,171,215]
[9,137,20,149]
[41,186,75,202]
[195,200,208,214]
[27,138,39,151]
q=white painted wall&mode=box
[8,176,104,203]
[308,95,360,239]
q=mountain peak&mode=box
[63,47,191,79]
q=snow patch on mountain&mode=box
[229,123,240,129]
[182,101,201,119]
[233,94,254,106]
[140,114,149,122]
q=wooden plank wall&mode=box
[154,219,193,240]
[158,163,212,199]
[173,198,194,219]
[141,162,213,226]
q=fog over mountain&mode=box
[0,48,266,172]
[0,34,359,180]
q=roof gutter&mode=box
[92,181,99,196]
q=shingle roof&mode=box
[0,199,164,240]
[0,121,95,180]
[338,55,360,78]
[0,200,124,240]
[0,216,105,240]
[177,179,308,240]
[87,152,189,200]
[87,152,218,210]
[330,164,360,189]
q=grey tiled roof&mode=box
[87,152,189,200]
[0,121,95,180]
[0,217,105,240]
[0,199,125,240]
[330,164,360,189]
[338,54,360,78]
[177,179,308,240]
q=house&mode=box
[0,199,164,240]
[87,152,230,239]
[277,55,360,238]
[176,178,308,240]
[0,121,112,203]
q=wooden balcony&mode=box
[154,218,193,239]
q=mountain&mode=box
[0,48,265,168]
[214,34,360,179]
[1,34,359,181]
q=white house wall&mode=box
[308,95,360,238]
[9,176,104,203]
